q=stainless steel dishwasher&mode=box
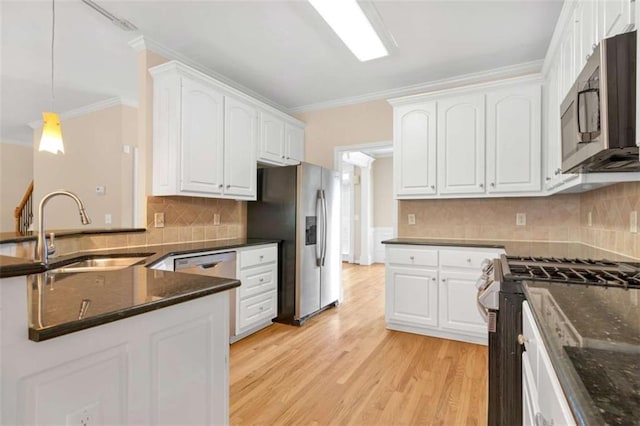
[174,251,238,340]
[173,251,237,279]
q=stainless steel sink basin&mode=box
[51,256,149,273]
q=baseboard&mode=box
[386,321,488,346]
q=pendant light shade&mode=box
[39,112,64,154]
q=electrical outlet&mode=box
[154,212,165,228]
[104,213,112,225]
[588,211,592,227]
[214,213,221,225]
[66,402,100,426]
[516,213,526,226]
[631,211,638,233]
[408,214,416,225]
[95,185,106,196]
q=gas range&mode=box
[501,256,640,289]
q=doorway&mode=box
[334,142,395,265]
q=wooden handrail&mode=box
[14,180,34,234]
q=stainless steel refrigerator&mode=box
[246,163,341,325]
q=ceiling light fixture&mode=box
[39,0,64,155]
[81,0,138,31]
[308,0,388,62]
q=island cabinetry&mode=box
[385,245,504,344]
[1,275,230,425]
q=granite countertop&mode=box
[381,238,639,262]
[0,238,279,341]
[523,282,640,426]
[0,228,146,244]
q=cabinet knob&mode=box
[226,184,231,189]
[430,185,435,190]
[441,278,446,283]
[409,256,414,261]
[218,184,223,189]
[479,183,484,188]
[282,155,285,159]
[490,182,495,187]
[431,277,436,281]
[467,258,472,263]
[259,278,264,282]
[546,177,551,181]
[517,334,529,346]
[259,255,264,261]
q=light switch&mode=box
[154,212,165,228]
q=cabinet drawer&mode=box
[240,245,277,269]
[238,290,276,333]
[386,246,438,267]
[439,249,502,270]
[239,264,276,299]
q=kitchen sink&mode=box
[51,256,149,273]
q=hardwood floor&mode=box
[230,263,488,425]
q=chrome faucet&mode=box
[36,190,91,266]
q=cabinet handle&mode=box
[517,334,529,345]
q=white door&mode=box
[438,271,486,337]
[284,124,304,165]
[437,94,486,195]
[393,102,437,197]
[486,84,541,193]
[600,0,632,38]
[224,97,257,199]
[259,112,285,164]
[180,78,224,194]
[386,267,438,327]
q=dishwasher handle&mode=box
[199,262,220,269]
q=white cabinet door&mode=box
[180,78,225,194]
[394,102,437,197]
[386,267,438,327]
[438,271,486,337]
[486,84,541,193]
[258,112,285,164]
[559,20,575,100]
[437,94,486,195]
[575,1,599,73]
[224,97,257,199]
[284,124,304,165]
[544,61,563,190]
[600,0,632,38]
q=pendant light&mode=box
[39,0,64,155]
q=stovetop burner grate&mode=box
[505,258,640,289]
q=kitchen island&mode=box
[0,238,277,425]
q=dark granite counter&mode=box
[0,228,146,244]
[0,238,280,278]
[523,282,640,426]
[0,238,279,341]
[382,238,639,262]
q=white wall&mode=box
[0,142,33,232]
[32,105,137,229]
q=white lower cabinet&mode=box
[233,244,278,342]
[522,302,576,426]
[385,245,504,344]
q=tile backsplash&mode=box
[399,182,640,259]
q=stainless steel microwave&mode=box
[560,30,638,173]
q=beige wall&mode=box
[32,105,137,230]
[295,100,393,169]
[0,142,33,232]
[372,156,393,228]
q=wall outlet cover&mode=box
[104,213,112,225]
[154,212,165,228]
[516,213,526,226]
[588,211,592,227]
[408,214,416,225]
[95,185,106,196]
[631,211,638,233]
[214,213,221,225]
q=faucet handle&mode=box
[47,232,56,255]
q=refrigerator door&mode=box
[296,163,322,319]
[320,168,341,308]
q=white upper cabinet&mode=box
[600,0,632,38]
[180,78,225,195]
[437,94,486,195]
[257,112,305,166]
[486,84,541,193]
[575,1,599,73]
[393,102,438,197]
[390,78,542,199]
[224,97,258,199]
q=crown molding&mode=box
[128,35,288,113]
[28,96,138,129]
[288,59,544,114]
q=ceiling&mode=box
[1,0,563,144]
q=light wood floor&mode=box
[230,263,488,425]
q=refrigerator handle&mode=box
[321,190,327,266]
[316,190,323,267]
